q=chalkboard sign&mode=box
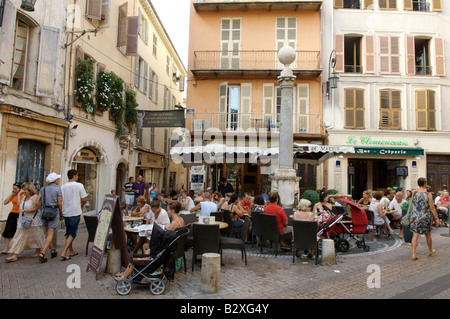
[87,195,127,280]
[396,166,408,176]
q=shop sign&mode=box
[140,110,185,128]
[355,147,424,156]
[346,136,408,146]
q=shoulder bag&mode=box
[20,200,38,228]
[41,187,58,221]
[401,191,416,227]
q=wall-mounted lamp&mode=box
[70,124,78,137]
[21,0,37,11]
[326,50,339,100]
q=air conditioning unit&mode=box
[193,119,210,132]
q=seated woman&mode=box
[294,199,314,221]
[166,202,185,231]
[250,195,266,214]
[369,191,389,238]
[131,196,151,218]
[312,192,333,220]
[228,193,246,228]
[357,191,372,207]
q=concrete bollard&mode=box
[201,253,221,293]
[322,239,336,266]
[105,249,121,274]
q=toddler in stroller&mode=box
[114,223,188,295]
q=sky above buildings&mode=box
[151,0,190,69]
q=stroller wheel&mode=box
[116,279,132,296]
[150,278,165,295]
[363,245,370,252]
[335,239,350,253]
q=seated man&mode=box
[388,191,406,237]
[239,192,252,212]
[190,192,217,217]
[263,191,292,251]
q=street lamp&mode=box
[326,50,339,100]
[20,0,37,11]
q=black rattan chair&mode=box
[260,213,281,256]
[219,217,250,265]
[192,223,220,271]
[173,226,190,273]
[292,220,319,264]
[251,210,263,244]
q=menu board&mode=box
[87,195,127,280]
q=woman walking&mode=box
[6,183,45,263]
[409,177,440,260]
[2,183,23,254]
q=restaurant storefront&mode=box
[328,133,427,199]
[136,150,165,189]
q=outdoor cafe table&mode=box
[193,221,228,229]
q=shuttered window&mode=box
[344,88,365,129]
[379,90,401,130]
[379,35,401,75]
[36,26,60,97]
[0,0,17,85]
[334,34,345,73]
[240,83,252,130]
[86,0,103,20]
[126,16,138,56]
[262,83,274,130]
[416,89,436,131]
[365,35,375,74]
[297,84,309,132]
[379,0,397,10]
[432,0,442,11]
[434,37,445,76]
[117,2,128,47]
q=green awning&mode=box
[354,147,424,156]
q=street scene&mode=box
[1,0,450,303]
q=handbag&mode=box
[401,191,416,227]
[20,201,38,228]
[41,187,58,221]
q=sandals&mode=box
[39,253,48,264]
[428,249,436,256]
[51,250,57,258]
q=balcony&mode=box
[194,0,323,12]
[186,112,322,136]
[192,50,321,78]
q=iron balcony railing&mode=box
[192,50,321,71]
[187,112,322,135]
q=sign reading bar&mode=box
[355,147,424,156]
[141,110,185,128]
[87,195,127,280]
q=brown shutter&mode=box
[380,90,390,129]
[390,36,400,74]
[428,90,436,130]
[334,0,343,9]
[334,34,345,73]
[86,0,103,20]
[389,0,397,9]
[406,35,416,75]
[74,45,85,108]
[0,0,17,85]
[364,0,374,9]
[379,36,390,74]
[379,0,387,9]
[403,0,413,10]
[416,90,428,130]
[117,2,128,47]
[126,16,139,56]
[355,89,365,129]
[434,36,445,76]
[345,89,355,129]
[365,35,375,74]
[432,0,442,12]
[391,90,401,129]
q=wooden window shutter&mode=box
[379,0,387,8]
[432,0,442,12]
[154,74,159,103]
[380,90,401,129]
[148,67,153,99]
[117,2,128,47]
[36,26,60,98]
[143,61,148,94]
[364,0,374,9]
[416,90,428,130]
[434,36,445,76]
[345,89,355,129]
[240,83,252,130]
[365,35,375,74]
[74,45,85,107]
[428,90,436,130]
[0,0,17,85]
[126,16,139,56]
[297,84,309,132]
[334,0,343,9]
[86,0,103,20]
[379,36,390,74]
[403,0,413,10]
[355,89,365,129]
[406,35,416,75]
[134,55,139,88]
[218,82,228,131]
[262,83,274,128]
[390,36,401,74]
[334,34,345,73]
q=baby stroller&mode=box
[318,199,370,253]
[115,224,189,296]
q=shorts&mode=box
[64,216,81,239]
[125,194,134,205]
[41,211,61,229]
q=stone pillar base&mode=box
[271,168,300,209]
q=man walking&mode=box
[60,169,88,260]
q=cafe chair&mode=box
[292,220,319,265]
[219,217,250,265]
[221,210,234,237]
[210,211,224,222]
[83,214,98,256]
[365,210,376,240]
[173,226,190,273]
[181,213,197,226]
[250,210,263,245]
[192,223,220,272]
[260,213,288,257]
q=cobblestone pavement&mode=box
[1,220,449,300]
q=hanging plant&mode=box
[96,70,112,112]
[74,58,96,114]
[125,89,138,125]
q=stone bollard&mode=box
[322,239,336,266]
[105,249,121,274]
[201,253,221,293]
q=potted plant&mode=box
[301,190,320,208]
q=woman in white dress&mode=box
[180,189,195,214]
[7,183,45,262]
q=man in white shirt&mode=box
[60,169,88,260]
[388,191,406,238]
[191,192,217,217]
